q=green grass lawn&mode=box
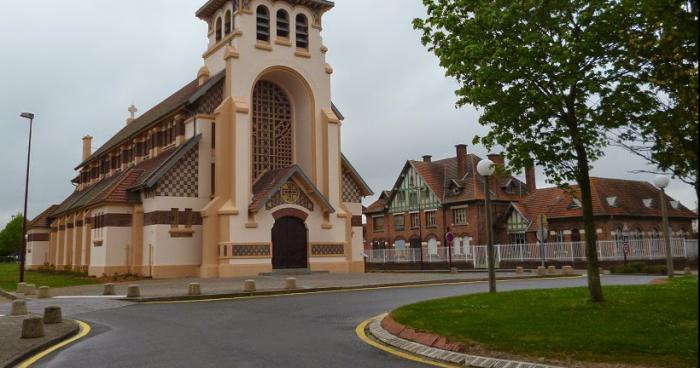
[392,277,698,367]
[0,263,99,292]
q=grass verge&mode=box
[392,277,698,367]
[0,263,98,292]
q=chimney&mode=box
[487,153,505,169]
[82,135,93,161]
[525,164,537,193]
[126,105,138,125]
[197,65,210,87]
[422,155,432,163]
[456,144,467,179]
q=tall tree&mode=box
[613,0,698,201]
[414,0,660,302]
[0,214,24,257]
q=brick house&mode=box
[364,147,696,263]
[363,145,532,255]
[503,178,696,246]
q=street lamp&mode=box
[653,175,674,277]
[477,158,496,293]
[19,112,35,283]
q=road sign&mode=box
[446,232,454,243]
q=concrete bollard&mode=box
[43,306,62,324]
[684,267,692,275]
[37,286,51,299]
[11,300,28,316]
[537,266,547,276]
[244,280,256,292]
[103,283,116,296]
[126,285,141,298]
[25,284,37,296]
[450,267,459,274]
[562,266,575,276]
[188,283,202,296]
[21,317,45,339]
[515,266,525,274]
[16,282,27,294]
[547,266,557,274]
[285,278,298,290]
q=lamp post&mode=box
[477,158,496,293]
[653,175,674,277]
[19,112,35,283]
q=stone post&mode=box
[17,282,27,294]
[536,266,547,276]
[25,284,37,296]
[103,283,116,296]
[37,286,51,299]
[43,306,62,324]
[188,283,202,296]
[547,266,557,274]
[515,266,524,274]
[244,280,256,292]
[684,267,692,275]
[126,285,141,298]
[562,266,575,276]
[21,317,45,339]
[285,278,297,290]
[11,300,28,316]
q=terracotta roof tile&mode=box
[29,205,59,228]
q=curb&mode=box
[124,274,580,303]
[0,288,18,301]
[2,320,80,368]
[364,314,563,368]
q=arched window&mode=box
[215,17,223,42]
[224,10,232,35]
[277,10,290,38]
[427,237,438,255]
[252,81,293,181]
[571,229,581,243]
[256,6,270,42]
[296,14,309,49]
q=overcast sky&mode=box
[0,0,696,228]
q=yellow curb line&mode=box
[141,275,584,305]
[16,320,91,368]
[355,314,460,368]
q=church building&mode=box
[25,0,373,278]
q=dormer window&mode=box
[606,196,619,207]
[296,14,309,49]
[277,10,290,38]
[568,198,582,209]
[256,6,270,42]
[671,201,680,209]
[215,17,223,42]
[224,10,232,35]
[643,198,653,208]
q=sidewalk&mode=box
[6,271,542,299]
[0,316,78,368]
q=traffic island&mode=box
[0,316,79,368]
[381,276,698,368]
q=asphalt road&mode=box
[33,275,654,368]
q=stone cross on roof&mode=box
[128,105,138,119]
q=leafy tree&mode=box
[613,0,698,201]
[414,0,665,302]
[0,214,24,257]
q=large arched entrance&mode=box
[272,216,308,269]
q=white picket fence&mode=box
[366,238,698,267]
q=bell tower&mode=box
[195,0,348,278]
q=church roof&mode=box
[341,154,373,197]
[76,71,225,170]
[29,205,60,229]
[53,136,201,217]
[196,0,334,19]
[249,165,335,213]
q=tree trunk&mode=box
[575,143,604,302]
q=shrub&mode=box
[611,262,667,275]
